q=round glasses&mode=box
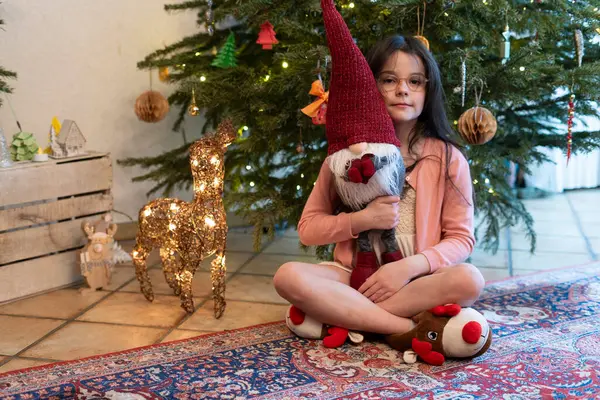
[377,74,429,93]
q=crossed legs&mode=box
[273,261,484,334]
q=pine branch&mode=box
[0,17,17,107]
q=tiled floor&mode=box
[0,188,598,373]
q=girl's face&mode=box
[376,51,427,125]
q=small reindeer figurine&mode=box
[80,215,118,292]
[132,119,236,317]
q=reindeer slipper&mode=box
[386,304,492,366]
[285,305,364,348]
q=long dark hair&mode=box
[366,35,471,203]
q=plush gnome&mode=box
[320,0,407,290]
[386,304,493,365]
[286,0,406,349]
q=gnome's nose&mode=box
[462,321,482,344]
[349,142,368,155]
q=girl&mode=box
[273,34,484,338]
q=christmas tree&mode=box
[119,0,600,257]
[0,15,17,108]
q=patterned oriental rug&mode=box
[1,263,600,399]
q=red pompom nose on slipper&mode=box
[462,321,482,344]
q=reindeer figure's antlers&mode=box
[82,222,95,237]
[106,223,118,237]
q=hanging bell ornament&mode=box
[188,88,201,116]
[500,23,511,65]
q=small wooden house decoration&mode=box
[50,119,86,158]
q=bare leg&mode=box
[274,262,414,335]
[377,263,485,318]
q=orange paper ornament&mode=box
[457,106,497,145]
[134,91,169,123]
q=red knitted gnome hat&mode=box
[321,0,401,155]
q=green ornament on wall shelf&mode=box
[10,131,39,161]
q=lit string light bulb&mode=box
[131,119,236,318]
[205,216,216,227]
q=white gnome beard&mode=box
[327,143,403,211]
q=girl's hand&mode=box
[358,261,411,303]
[358,255,430,303]
[352,196,399,234]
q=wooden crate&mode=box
[0,152,113,303]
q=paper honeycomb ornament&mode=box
[457,106,497,145]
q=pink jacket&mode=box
[297,137,475,273]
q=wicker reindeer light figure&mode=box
[132,119,236,317]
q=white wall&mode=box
[0,0,204,222]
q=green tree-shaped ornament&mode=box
[211,32,237,69]
[10,131,39,161]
